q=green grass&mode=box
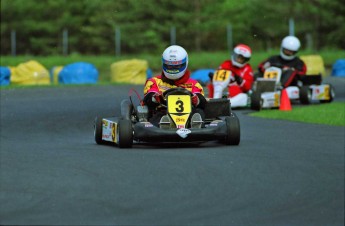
[249,102,345,126]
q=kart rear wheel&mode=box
[94,116,105,145]
[299,86,312,104]
[118,119,133,148]
[320,84,335,103]
[224,113,240,145]
[251,92,262,111]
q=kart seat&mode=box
[301,74,322,85]
[204,98,231,120]
[255,79,277,92]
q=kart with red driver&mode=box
[207,69,250,108]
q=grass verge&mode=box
[249,102,345,126]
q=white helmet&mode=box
[231,44,252,68]
[162,45,188,80]
[280,36,301,60]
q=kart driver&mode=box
[257,35,307,87]
[207,44,254,108]
[143,45,207,129]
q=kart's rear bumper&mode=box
[133,122,228,142]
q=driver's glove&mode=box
[208,72,214,80]
[234,74,244,85]
[191,94,200,107]
[263,62,271,69]
[282,66,294,71]
[152,92,164,103]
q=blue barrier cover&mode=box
[59,62,99,84]
[0,66,11,86]
[191,69,215,85]
[331,59,345,77]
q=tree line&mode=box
[1,0,344,56]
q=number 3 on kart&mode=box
[175,100,184,112]
[168,95,191,114]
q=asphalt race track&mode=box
[1,77,344,225]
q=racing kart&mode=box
[250,65,335,111]
[94,87,240,148]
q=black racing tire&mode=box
[94,116,105,145]
[250,91,262,111]
[320,84,335,103]
[300,86,312,105]
[118,119,133,148]
[121,99,133,120]
[224,113,240,145]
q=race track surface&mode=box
[1,77,344,225]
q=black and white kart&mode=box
[251,65,335,111]
[94,87,240,148]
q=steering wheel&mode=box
[269,62,284,68]
[162,87,193,98]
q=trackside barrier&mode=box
[50,66,64,84]
[331,59,345,77]
[0,66,11,86]
[300,55,326,76]
[111,59,148,84]
[10,60,50,85]
[58,62,98,84]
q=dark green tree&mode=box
[1,0,344,55]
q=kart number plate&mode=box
[213,70,232,82]
[312,84,331,100]
[324,85,330,100]
[102,119,117,143]
[264,70,279,79]
[167,95,191,128]
[168,95,191,114]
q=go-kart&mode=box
[250,65,335,111]
[94,87,240,148]
[207,69,250,108]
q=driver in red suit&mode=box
[143,45,206,128]
[207,44,254,99]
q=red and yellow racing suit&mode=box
[143,70,206,124]
[143,70,206,109]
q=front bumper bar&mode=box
[133,122,228,142]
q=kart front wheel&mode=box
[118,119,133,148]
[251,92,262,111]
[94,116,105,145]
[121,99,134,120]
[224,114,240,145]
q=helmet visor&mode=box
[233,53,250,64]
[162,58,187,75]
[282,48,297,56]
